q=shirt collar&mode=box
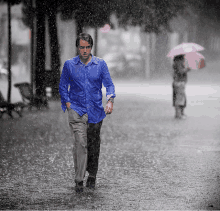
[90,55,98,65]
[73,55,98,65]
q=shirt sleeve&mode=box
[59,61,71,111]
[101,60,116,101]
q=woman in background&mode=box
[172,54,191,119]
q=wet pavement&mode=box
[1,65,220,210]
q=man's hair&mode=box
[76,33,93,48]
[173,54,184,62]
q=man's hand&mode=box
[66,102,71,109]
[105,101,113,114]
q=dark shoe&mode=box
[86,177,96,189]
[75,181,83,193]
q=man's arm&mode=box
[59,62,71,111]
[101,60,116,114]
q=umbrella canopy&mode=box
[185,52,205,70]
[167,43,205,58]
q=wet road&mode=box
[0,71,220,209]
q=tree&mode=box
[46,0,61,99]
[34,0,46,97]
[0,0,21,103]
[21,0,35,96]
[22,0,61,98]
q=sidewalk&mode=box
[0,87,220,210]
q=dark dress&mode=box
[172,62,189,107]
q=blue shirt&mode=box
[59,55,116,123]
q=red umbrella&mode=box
[167,42,204,58]
[185,52,205,70]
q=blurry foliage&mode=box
[59,0,112,27]
[2,0,220,34]
[20,0,33,28]
[21,0,59,28]
[3,0,220,37]
[59,0,113,34]
[58,0,186,34]
[111,0,220,33]
[0,0,22,5]
[58,0,220,34]
[202,0,220,21]
[110,0,186,33]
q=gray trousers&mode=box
[68,108,103,183]
[68,109,88,183]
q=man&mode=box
[59,33,115,193]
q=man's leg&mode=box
[68,109,88,192]
[86,120,103,188]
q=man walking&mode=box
[59,33,116,193]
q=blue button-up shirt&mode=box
[59,55,116,123]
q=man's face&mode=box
[78,39,92,60]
